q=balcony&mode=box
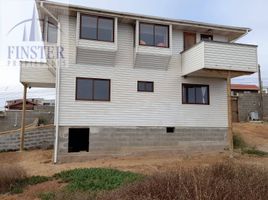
[181,41,258,78]
[20,61,55,88]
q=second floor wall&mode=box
[56,13,229,70]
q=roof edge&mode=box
[38,0,251,33]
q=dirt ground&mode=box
[0,122,267,200]
[233,122,268,152]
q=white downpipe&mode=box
[40,1,61,164]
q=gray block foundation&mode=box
[58,126,228,163]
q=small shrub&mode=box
[39,192,55,200]
[54,168,143,192]
[243,148,268,157]
[233,134,247,149]
[0,164,27,194]
[233,134,268,157]
[39,190,98,200]
[10,176,51,194]
[100,162,268,200]
[38,117,48,125]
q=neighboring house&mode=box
[20,0,258,163]
[5,98,55,110]
[231,84,259,96]
[5,98,39,110]
[40,99,55,106]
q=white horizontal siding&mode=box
[213,34,228,42]
[181,42,204,75]
[204,42,258,72]
[58,16,228,128]
[76,48,116,66]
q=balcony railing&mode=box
[181,40,258,77]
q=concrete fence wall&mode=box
[236,93,268,122]
[0,110,54,132]
[0,125,55,151]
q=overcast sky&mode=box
[0,0,267,110]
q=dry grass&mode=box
[100,162,268,200]
[0,165,27,194]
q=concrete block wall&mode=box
[0,110,54,132]
[0,125,55,151]
[237,93,268,121]
[58,126,228,162]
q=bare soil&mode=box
[233,122,268,151]
[0,123,267,200]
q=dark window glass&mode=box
[188,86,196,104]
[47,22,57,43]
[138,82,146,91]
[98,18,113,41]
[182,84,209,105]
[155,25,169,47]
[138,81,154,92]
[94,79,110,100]
[201,34,213,41]
[195,87,203,104]
[140,23,154,46]
[76,78,110,101]
[80,15,114,42]
[81,15,97,40]
[76,78,93,100]
[140,23,169,47]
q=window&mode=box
[47,22,57,43]
[76,78,110,101]
[139,23,169,48]
[137,81,154,92]
[200,34,213,41]
[182,84,209,105]
[80,14,114,42]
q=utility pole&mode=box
[258,64,263,121]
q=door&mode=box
[184,32,196,51]
[231,97,239,122]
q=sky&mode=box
[0,0,268,110]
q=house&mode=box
[231,84,259,96]
[5,98,39,110]
[20,0,258,163]
[40,99,55,106]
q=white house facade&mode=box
[20,0,258,162]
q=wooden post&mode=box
[258,64,263,120]
[20,84,27,151]
[227,72,233,155]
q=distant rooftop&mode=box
[231,84,259,91]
